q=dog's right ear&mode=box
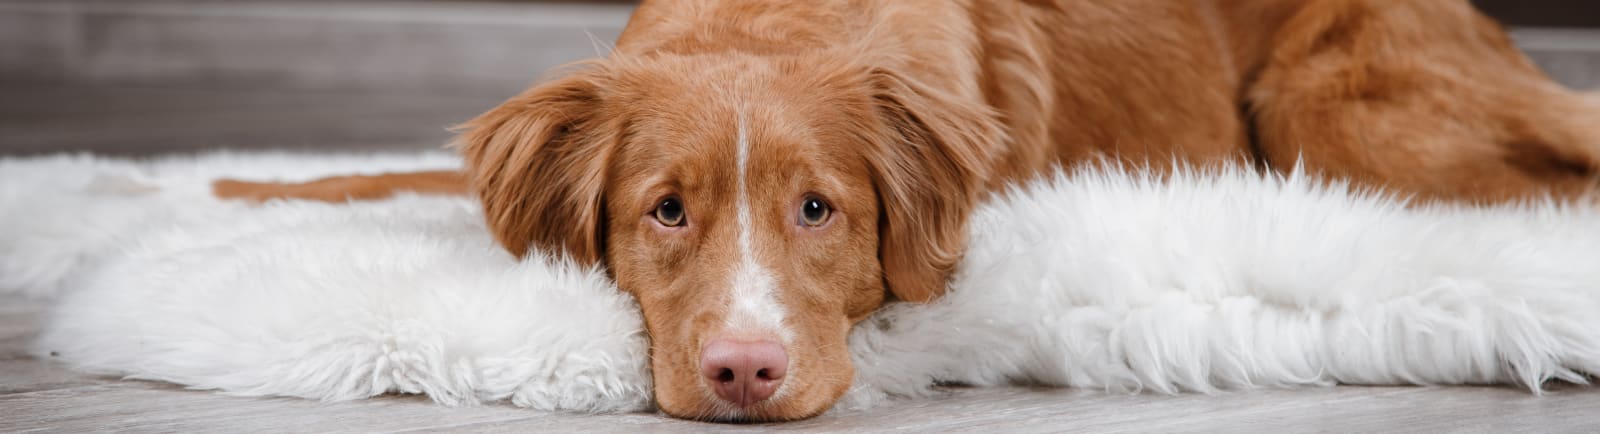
[454,67,612,265]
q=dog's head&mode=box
[456,53,1001,421]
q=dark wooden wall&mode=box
[1473,0,1600,27]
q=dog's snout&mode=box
[700,338,788,407]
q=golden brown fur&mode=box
[214,0,1600,421]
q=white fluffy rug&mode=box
[6,151,1600,414]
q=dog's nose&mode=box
[700,338,788,407]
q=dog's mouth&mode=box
[672,340,812,422]
[654,385,807,423]
[678,389,840,423]
[651,339,847,422]
[683,397,792,423]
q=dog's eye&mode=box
[800,197,831,227]
[654,197,686,227]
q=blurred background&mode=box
[0,0,1596,157]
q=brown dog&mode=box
[215,0,1600,421]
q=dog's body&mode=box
[216,0,1600,421]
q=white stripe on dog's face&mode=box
[725,111,792,342]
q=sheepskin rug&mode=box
[5,151,1600,414]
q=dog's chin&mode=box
[656,377,849,423]
[683,402,820,424]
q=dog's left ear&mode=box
[864,67,1005,303]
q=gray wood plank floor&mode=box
[4,291,1600,433]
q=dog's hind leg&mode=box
[212,170,469,203]
[1245,0,1600,204]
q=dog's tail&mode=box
[212,170,469,203]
